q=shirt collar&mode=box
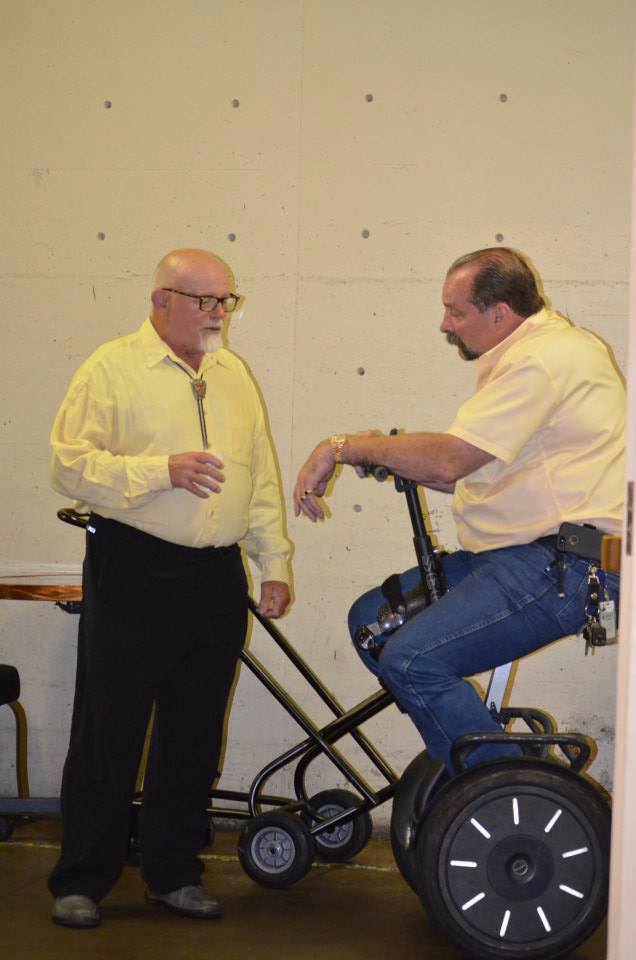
[139,317,229,373]
[474,308,567,383]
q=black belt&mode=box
[537,535,561,550]
[89,513,238,560]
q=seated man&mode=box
[293,247,624,771]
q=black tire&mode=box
[303,789,372,862]
[416,758,611,960]
[0,816,14,841]
[390,749,447,892]
[238,811,315,888]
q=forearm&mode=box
[50,443,171,509]
[340,432,489,486]
[240,482,291,584]
[239,422,291,584]
[293,430,492,521]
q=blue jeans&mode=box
[348,542,620,772]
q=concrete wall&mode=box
[0,0,633,828]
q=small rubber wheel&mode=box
[238,811,315,888]
[304,789,372,862]
[390,749,447,892]
[416,758,611,960]
[0,816,14,841]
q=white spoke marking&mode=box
[462,892,486,911]
[562,847,589,858]
[512,798,519,825]
[470,817,491,839]
[544,809,562,833]
[500,910,511,937]
[450,860,477,868]
[559,884,585,899]
[537,906,552,932]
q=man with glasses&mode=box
[294,247,623,773]
[48,248,291,927]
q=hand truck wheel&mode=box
[415,758,610,960]
[238,811,315,888]
[303,789,372,862]
[390,749,447,892]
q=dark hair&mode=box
[448,247,545,318]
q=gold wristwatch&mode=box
[330,434,347,463]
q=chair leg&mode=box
[8,701,29,799]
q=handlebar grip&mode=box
[363,429,398,482]
[57,508,90,529]
[363,464,391,482]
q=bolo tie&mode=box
[169,359,210,449]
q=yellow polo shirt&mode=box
[50,318,291,583]
[446,309,625,552]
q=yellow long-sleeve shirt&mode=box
[50,318,291,584]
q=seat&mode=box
[0,665,30,798]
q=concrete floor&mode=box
[0,819,607,960]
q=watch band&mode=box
[330,434,347,463]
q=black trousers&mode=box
[48,515,248,901]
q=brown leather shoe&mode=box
[145,884,222,919]
[52,895,100,928]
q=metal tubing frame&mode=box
[246,599,397,784]
[228,641,396,817]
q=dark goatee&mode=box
[445,332,480,361]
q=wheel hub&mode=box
[252,827,294,872]
[315,803,353,847]
[488,834,554,901]
[510,857,530,879]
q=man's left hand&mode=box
[293,440,335,521]
[257,581,291,618]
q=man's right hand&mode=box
[168,452,225,499]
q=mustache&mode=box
[445,331,480,361]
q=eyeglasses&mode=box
[162,288,242,313]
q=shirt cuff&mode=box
[256,556,291,585]
[137,456,173,491]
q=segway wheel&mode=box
[304,789,372,862]
[238,811,315,888]
[416,758,610,960]
[0,816,14,841]
[390,749,447,892]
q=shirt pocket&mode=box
[213,412,253,468]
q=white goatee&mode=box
[201,331,223,353]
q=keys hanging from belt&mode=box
[581,564,616,654]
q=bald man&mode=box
[48,249,291,927]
